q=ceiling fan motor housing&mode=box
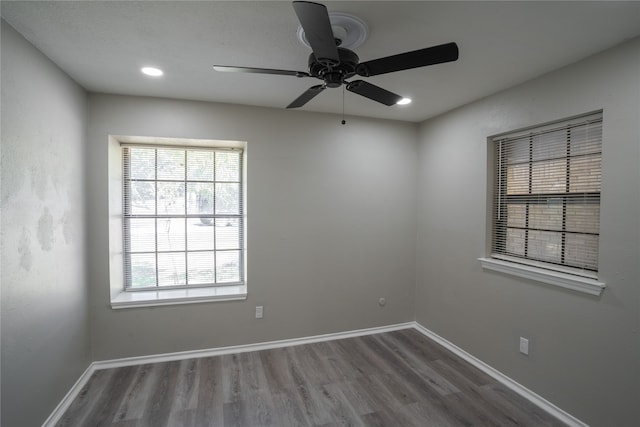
[308,47,359,88]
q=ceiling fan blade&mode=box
[356,42,459,77]
[213,65,310,78]
[292,1,339,66]
[346,80,403,106]
[287,85,326,108]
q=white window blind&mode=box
[491,112,602,275]
[122,144,244,290]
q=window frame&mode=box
[479,112,606,296]
[108,135,247,309]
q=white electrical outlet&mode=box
[519,337,529,355]
[255,306,264,319]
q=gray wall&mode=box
[3,12,638,426]
[415,37,640,426]
[1,21,90,426]
[87,94,419,360]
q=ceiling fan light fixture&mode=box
[141,66,163,77]
[214,1,459,110]
[297,12,368,49]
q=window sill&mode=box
[478,257,605,296]
[111,285,247,309]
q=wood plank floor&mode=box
[55,329,568,427]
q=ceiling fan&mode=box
[213,1,459,109]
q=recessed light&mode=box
[396,97,412,105]
[141,67,163,77]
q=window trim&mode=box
[482,111,606,296]
[108,135,247,309]
[478,257,605,296]
[111,285,247,309]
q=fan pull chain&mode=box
[341,86,345,125]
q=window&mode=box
[480,112,606,295]
[109,136,247,308]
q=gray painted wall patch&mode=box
[37,206,54,251]
[18,226,33,271]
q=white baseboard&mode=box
[43,320,586,427]
[41,322,413,426]
[412,322,588,427]
[41,362,97,427]
[93,322,415,370]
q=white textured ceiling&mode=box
[2,1,640,122]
